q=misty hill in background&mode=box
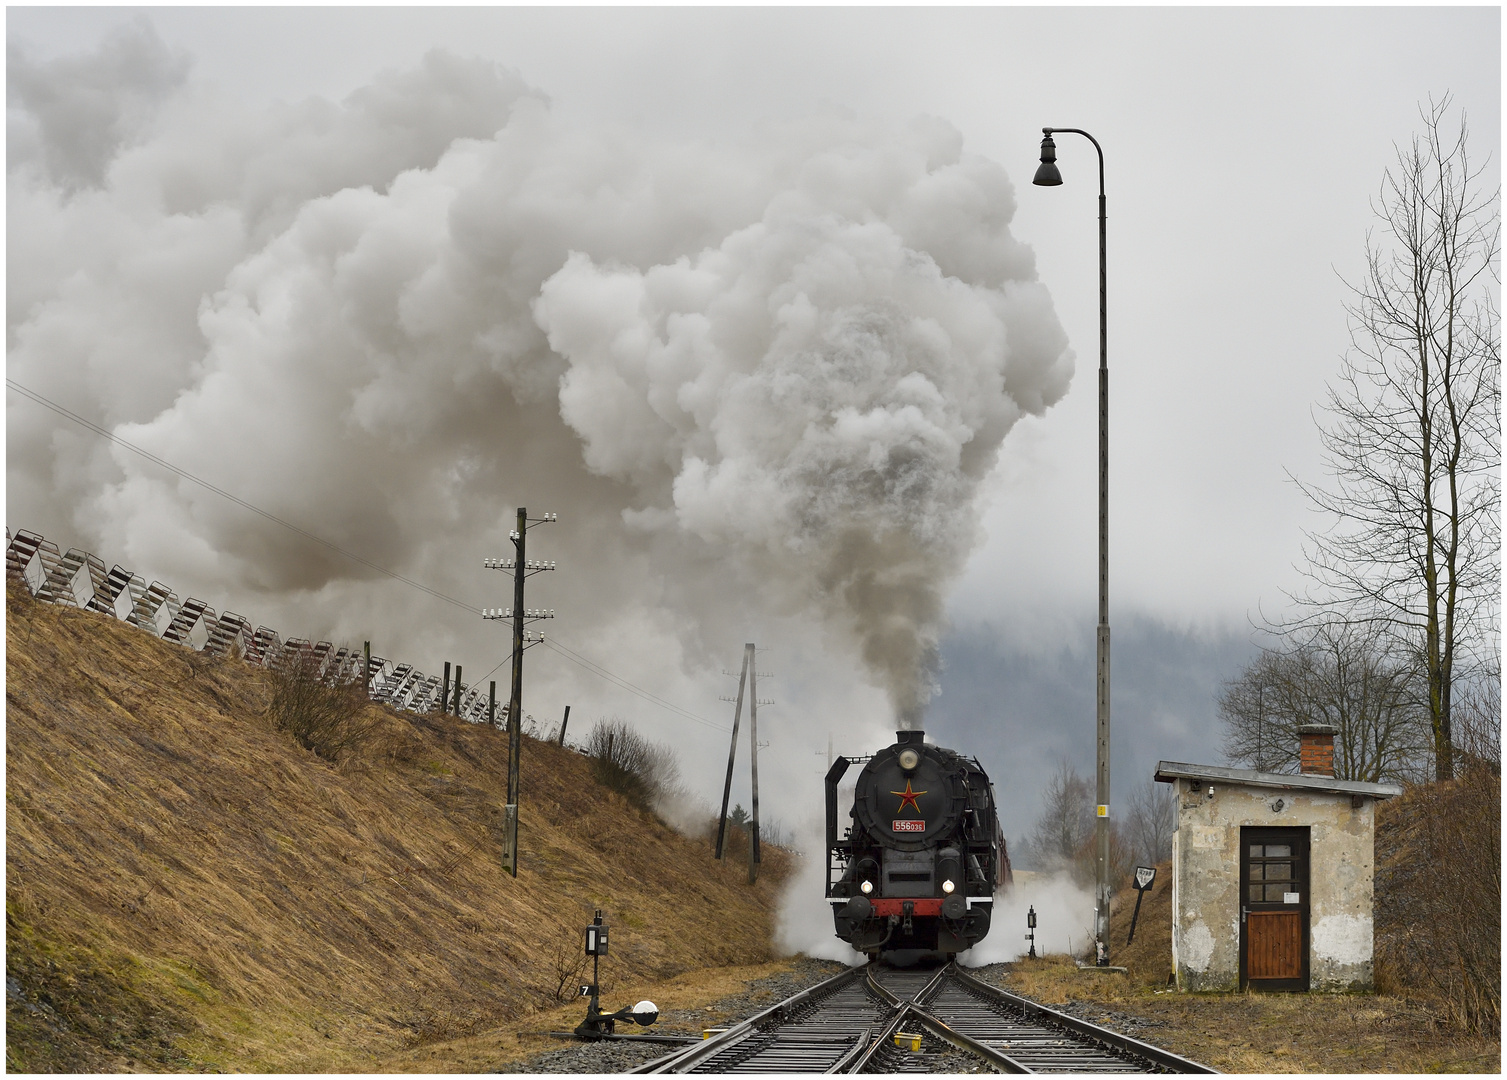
[5,581,790,1071]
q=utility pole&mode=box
[812,733,833,776]
[483,508,556,877]
[747,652,761,885]
[714,643,772,883]
[714,646,750,860]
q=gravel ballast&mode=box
[507,956,852,1073]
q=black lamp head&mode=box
[1033,130,1063,186]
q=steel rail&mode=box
[944,964,1216,1073]
[824,1026,873,1074]
[866,964,947,1007]
[629,965,867,1074]
[633,960,1215,1074]
[848,998,1028,1074]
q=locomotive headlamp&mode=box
[942,879,956,894]
[897,748,920,771]
[860,879,873,894]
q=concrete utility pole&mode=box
[714,646,750,861]
[483,508,556,878]
[713,643,772,884]
[748,653,761,885]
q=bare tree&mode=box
[1451,649,1501,771]
[1024,760,1095,875]
[1219,623,1432,783]
[266,647,382,763]
[1292,96,1500,781]
[1124,777,1176,868]
[586,717,681,811]
[544,922,590,1004]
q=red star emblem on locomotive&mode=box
[891,779,927,814]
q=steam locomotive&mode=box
[825,730,1009,956]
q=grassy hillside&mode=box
[5,581,790,1071]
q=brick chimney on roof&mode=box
[1298,724,1337,778]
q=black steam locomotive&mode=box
[825,730,1009,956]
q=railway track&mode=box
[631,962,1215,1074]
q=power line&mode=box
[6,378,468,613]
[6,377,727,734]
[541,636,728,732]
[467,642,727,733]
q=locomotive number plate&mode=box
[892,819,926,832]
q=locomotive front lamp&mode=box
[860,879,873,894]
[942,879,956,894]
[898,748,920,771]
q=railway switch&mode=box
[573,910,660,1040]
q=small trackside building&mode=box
[1155,725,1401,993]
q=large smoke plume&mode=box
[8,25,1070,747]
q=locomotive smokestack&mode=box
[895,730,926,746]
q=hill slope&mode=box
[5,581,789,1071]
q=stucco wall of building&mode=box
[1170,777,1376,993]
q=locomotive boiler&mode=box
[825,729,1009,956]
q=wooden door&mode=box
[1240,827,1309,991]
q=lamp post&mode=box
[1034,126,1113,966]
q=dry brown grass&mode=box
[5,581,792,1071]
[381,957,810,1072]
[985,861,1499,1072]
[1376,768,1501,1033]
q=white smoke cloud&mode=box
[7,17,190,190]
[774,818,867,966]
[957,871,1096,965]
[7,30,1071,811]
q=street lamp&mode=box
[1034,126,1113,967]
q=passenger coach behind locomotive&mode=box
[825,730,1009,956]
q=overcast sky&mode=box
[7,7,1500,851]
